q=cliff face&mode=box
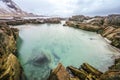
[0,22,24,80]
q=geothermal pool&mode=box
[14,21,119,80]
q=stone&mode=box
[101,27,116,38]
[81,63,103,77]
[24,51,51,67]
[104,14,120,26]
[48,63,70,80]
[0,22,25,80]
[0,54,23,80]
[76,23,101,32]
[67,66,87,80]
[69,15,90,22]
[100,71,120,80]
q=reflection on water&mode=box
[15,22,119,80]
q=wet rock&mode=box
[48,63,70,80]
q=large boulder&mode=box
[48,63,70,80]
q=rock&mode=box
[81,63,103,77]
[0,22,25,80]
[45,18,61,24]
[100,71,120,80]
[84,18,104,26]
[70,77,80,80]
[67,63,102,80]
[101,27,116,39]
[64,21,101,32]
[64,21,77,27]
[111,37,120,48]
[48,60,120,80]
[76,23,101,32]
[67,66,87,80]
[101,27,120,48]
[69,15,90,22]
[5,18,61,25]
[11,28,19,40]
[48,63,70,80]
[104,14,120,26]
[65,14,120,49]
[109,58,120,70]
[24,51,51,67]
[99,58,120,80]
[0,54,24,80]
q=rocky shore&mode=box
[47,14,120,80]
[64,14,120,49]
[0,17,61,26]
[0,17,61,80]
[0,22,25,80]
[48,58,120,80]
[0,15,120,80]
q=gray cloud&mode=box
[13,0,120,17]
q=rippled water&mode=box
[14,21,119,80]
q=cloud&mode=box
[13,0,120,17]
[74,0,120,16]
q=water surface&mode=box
[15,21,119,80]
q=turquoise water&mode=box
[15,21,119,80]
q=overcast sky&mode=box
[13,0,120,17]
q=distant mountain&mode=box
[0,0,33,17]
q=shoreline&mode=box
[0,16,120,80]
